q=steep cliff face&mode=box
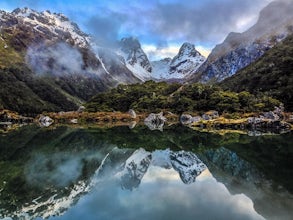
[189,0,293,82]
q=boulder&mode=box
[144,112,166,131]
[202,110,219,120]
[180,114,193,124]
[38,115,54,127]
[247,117,263,125]
[202,114,211,120]
[128,109,137,119]
[273,104,284,118]
[128,121,137,129]
[262,111,280,121]
[77,106,85,113]
[70,118,78,124]
[180,114,202,125]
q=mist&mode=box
[25,42,85,76]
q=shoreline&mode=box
[1,109,292,134]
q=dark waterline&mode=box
[0,125,292,220]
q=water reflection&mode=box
[53,163,264,220]
[0,125,292,220]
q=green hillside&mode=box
[0,30,107,114]
[85,80,280,114]
[221,34,293,111]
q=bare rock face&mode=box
[144,112,167,131]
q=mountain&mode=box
[115,148,207,189]
[220,33,293,111]
[118,37,152,80]
[0,8,140,113]
[189,0,293,83]
[151,58,172,79]
[151,43,205,80]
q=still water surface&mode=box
[0,125,292,220]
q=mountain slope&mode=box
[220,33,293,111]
[151,43,205,80]
[189,0,293,83]
[118,37,152,80]
[0,8,140,113]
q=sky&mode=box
[0,0,274,60]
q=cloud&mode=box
[85,11,126,48]
[84,1,272,44]
[82,0,273,59]
[62,167,265,220]
[1,0,275,59]
[26,42,85,76]
[142,44,180,60]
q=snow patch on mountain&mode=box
[117,148,152,190]
[117,148,207,187]
[151,58,172,79]
[118,37,152,81]
[11,7,90,48]
[151,43,205,80]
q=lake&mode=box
[0,124,292,220]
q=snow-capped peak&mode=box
[11,7,90,48]
[12,7,35,17]
[151,42,206,79]
[177,42,201,57]
[118,37,152,81]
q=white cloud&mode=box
[142,43,211,61]
[142,44,180,60]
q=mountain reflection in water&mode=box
[0,125,292,220]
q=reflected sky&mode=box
[50,163,264,220]
[1,126,292,220]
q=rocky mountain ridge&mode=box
[151,43,205,80]
[189,0,293,82]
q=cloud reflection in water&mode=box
[53,163,264,220]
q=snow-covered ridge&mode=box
[151,42,206,80]
[11,7,90,47]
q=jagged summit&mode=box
[120,37,141,51]
[118,36,152,80]
[151,42,205,79]
[176,42,201,57]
